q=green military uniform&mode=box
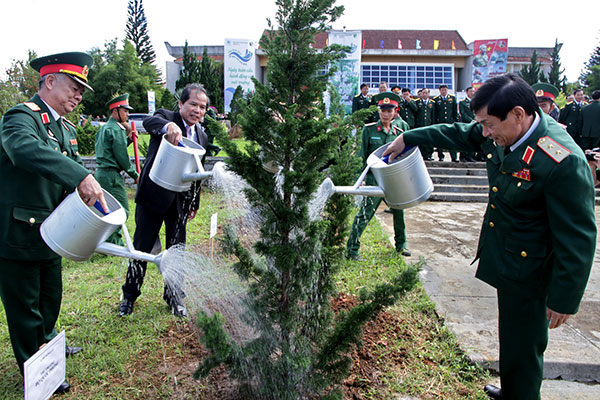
[459,96,476,161]
[580,98,600,150]
[402,111,596,399]
[559,99,587,143]
[398,97,418,128]
[95,94,139,245]
[433,93,459,161]
[415,97,435,159]
[347,93,410,258]
[0,52,94,372]
[352,93,371,114]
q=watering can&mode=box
[149,136,215,192]
[40,188,167,268]
[327,143,433,210]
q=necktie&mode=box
[186,125,194,143]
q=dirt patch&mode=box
[133,292,411,399]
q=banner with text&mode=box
[224,38,256,113]
[472,38,508,90]
[328,30,362,115]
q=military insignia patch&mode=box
[537,136,570,163]
[41,112,50,125]
[522,146,535,164]
[377,125,382,132]
[512,168,531,181]
[536,89,544,97]
[23,102,40,111]
[70,139,78,145]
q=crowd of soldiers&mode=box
[352,81,600,163]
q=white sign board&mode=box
[224,38,256,113]
[147,90,156,115]
[24,330,66,400]
[210,212,218,238]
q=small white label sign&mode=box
[24,330,66,400]
[210,213,218,238]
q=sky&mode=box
[2,0,598,83]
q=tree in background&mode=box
[176,44,224,112]
[580,34,600,93]
[82,40,170,117]
[125,0,156,65]
[0,50,38,117]
[228,85,244,126]
[548,39,567,92]
[519,50,542,85]
[194,0,418,398]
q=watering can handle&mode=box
[381,145,414,164]
[94,200,110,216]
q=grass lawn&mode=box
[0,190,490,399]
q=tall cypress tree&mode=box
[194,0,418,398]
[175,40,201,90]
[547,39,566,91]
[125,0,156,65]
[580,33,600,88]
[519,50,542,85]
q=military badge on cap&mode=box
[373,92,401,109]
[531,83,559,102]
[30,52,94,92]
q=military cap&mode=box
[532,82,559,102]
[106,93,134,111]
[30,52,94,92]
[391,85,402,94]
[373,92,401,109]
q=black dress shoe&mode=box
[119,298,134,317]
[66,346,82,357]
[171,303,187,318]
[398,248,412,257]
[483,384,502,399]
[54,380,71,394]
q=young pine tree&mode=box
[125,0,156,65]
[195,0,418,399]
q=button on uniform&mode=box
[521,251,527,258]
[487,153,493,159]
[29,217,35,224]
[62,151,67,156]
[489,222,495,228]
[492,186,498,192]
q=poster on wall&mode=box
[472,39,508,89]
[328,30,362,115]
[224,38,256,113]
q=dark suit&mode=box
[0,94,90,372]
[121,109,208,305]
[580,101,600,150]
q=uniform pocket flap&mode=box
[505,237,548,258]
[13,207,52,225]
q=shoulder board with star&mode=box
[433,95,440,99]
[364,122,377,127]
[564,101,573,105]
[354,94,361,98]
[23,102,40,112]
[537,136,570,163]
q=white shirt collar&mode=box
[510,112,540,152]
[40,98,60,121]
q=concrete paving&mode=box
[375,201,600,397]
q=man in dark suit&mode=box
[383,74,596,400]
[580,90,600,151]
[0,52,107,393]
[119,83,209,318]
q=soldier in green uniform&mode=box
[346,92,411,259]
[352,84,371,114]
[531,82,560,121]
[459,87,477,161]
[383,74,596,400]
[398,87,418,129]
[0,52,108,393]
[415,88,435,160]
[95,93,139,245]
[559,88,587,144]
[433,84,459,162]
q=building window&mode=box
[361,64,454,92]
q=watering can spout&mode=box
[95,242,167,269]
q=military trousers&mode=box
[0,256,62,374]
[95,168,130,246]
[497,289,549,400]
[346,196,406,257]
[122,202,187,306]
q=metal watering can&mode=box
[327,143,433,210]
[40,189,167,268]
[149,136,215,192]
